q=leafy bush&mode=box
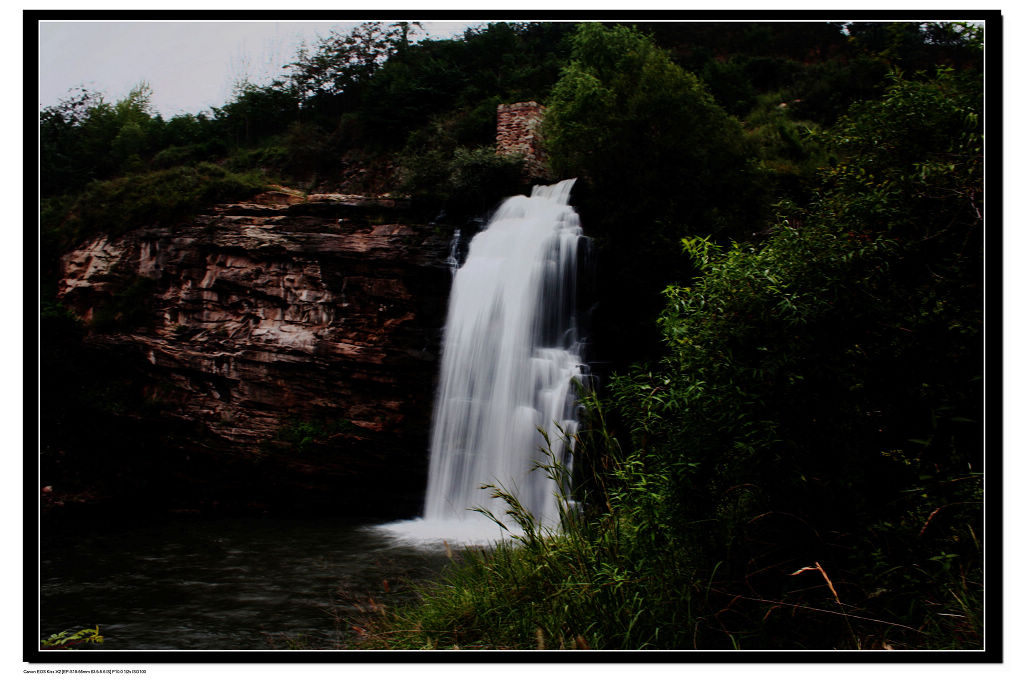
[700,57,758,116]
[224,145,290,173]
[276,417,357,454]
[400,140,530,217]
[41,627,104,650]
[211,81,302,148]
[783,56,891,124]
[90,276,159,332]
[600,66,983,648]
[150,143,221,169]
[544,22,768,366]
[40,84,165,195]
[357,441,703,650]
[45,162,267,251]
[285,22,422,100]
[545,23,760,235]
[743,95,828,204]
[358,22,573,148]
[448,147,531,202]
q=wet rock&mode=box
[53,191,453,516]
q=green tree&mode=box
[846,21,984,72]
[40,83,167,194]
[286,22,423,101]
[212,80,302,148]
[40,88,101,195]
[545,23,759,234]
[357,22,573,152]
[606,66,983,647]
[544,22,767,366]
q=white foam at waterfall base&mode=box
[378,179,585,547]
[376,515,516,548]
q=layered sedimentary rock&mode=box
[53,190,452,516]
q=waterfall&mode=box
[444,227,462,275]
[381,179,586,545]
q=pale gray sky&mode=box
[37,21,486,117]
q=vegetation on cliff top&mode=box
[38,18,988,651]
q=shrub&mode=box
[41,627,104,650]
[544,22,768,367]
[357,443,703,650]
[601,66,983,648]
[46,162,267,251]
[90,276,159,332]
[700,57,758,116]
[400,140,530,217]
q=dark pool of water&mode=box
[38,516,452,650]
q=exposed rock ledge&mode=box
[54,190,453,516]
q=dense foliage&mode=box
[38,22,577,265]
[544,23,767,363]
[609,68,983,649]
[359,62,985,651]
[38,19,988,650]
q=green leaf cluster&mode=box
[357,439,701,650]
[544,23,770,366]
[596,65,983,648]
[286,22,422,101]
[43,162,266,251]
[41,626,104,649]
[275,417,358,454]
[545,23,762,241]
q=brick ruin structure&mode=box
[496,101,548,179]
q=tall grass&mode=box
[352,382,982,651]
[354,418,705,651]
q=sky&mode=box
[37,20,487,117]
[35,13,994,119]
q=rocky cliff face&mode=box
[51,190,453,517]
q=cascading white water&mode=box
[381,179,586,545]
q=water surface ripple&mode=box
[39,516,451,650]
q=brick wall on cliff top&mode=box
[496,101,547,178]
